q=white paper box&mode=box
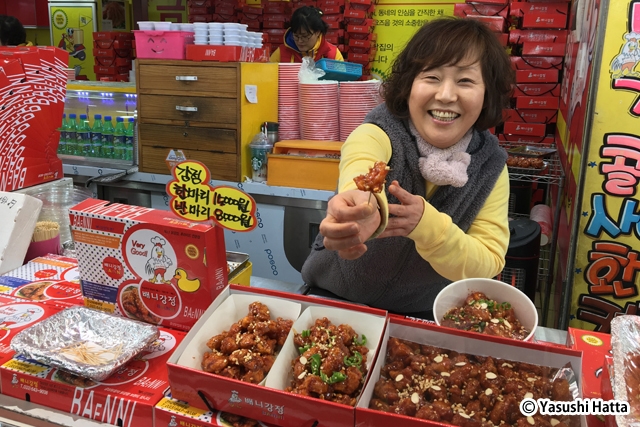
[0,192,42,275]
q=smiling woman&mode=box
[302,17,515,320]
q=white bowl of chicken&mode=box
[433,278,538,341]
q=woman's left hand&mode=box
[378,180,425,238]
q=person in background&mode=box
[0,15,32,46]
[301,17,514,320]
[270,6,343,63]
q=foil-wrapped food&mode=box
[11,306,159,382]
[611,315,640,427]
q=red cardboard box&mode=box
[515,95,560,110]
[0,256,83,307]
[454,2,509,18]
[465,15,505,31]
[503,108,558,123]
[503,121,547,137]
[167,285,387,427]
[95,55,133,68]
[93,32,134,41]
[186,45,270,62]
[513,83,561,97]
[508,29,569,45]
[521,10,568,29]
[521,42,566,57]
[0,295,63,369]
[515,68,559,83]
[498,133,556,146]
[68,199,227,332]
[511,55,563,70]
[263,3,291,14]
[568,328,610,427]
[355,317,584,427]
[509,2,569,16]
[93,65,131,75]
[466,0,508,5]
[0,327,185,427]
[93,47,133,59]
[347,24,373,34]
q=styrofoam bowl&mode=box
[209,38,224,44]
[194,29,209,36]
[194,36,209,42]
[224,29,243,37]
[137,21,154,30]
[154,21,172,31]
[433,278,538,341]
[180,24,195,32]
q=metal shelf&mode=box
[507,153,564,185]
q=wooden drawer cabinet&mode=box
[136,60,278,180]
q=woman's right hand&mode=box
[320,189,381,260]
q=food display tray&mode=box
[227,251,249,277]
[507,145,557,158]
[508,161,549,175]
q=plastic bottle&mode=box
[78,114,92,157]
[58,113,67,155]
[113,117,126,160]
[67,113,78,156]
[124,117,135,161]
[91,114,103,158]
[101,115,114,159]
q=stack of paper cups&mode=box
[530,204,551,246]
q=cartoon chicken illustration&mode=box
[0,309,37,330]
[174,268,201,292]
[145,237,174,284]
[11,374,18,386]
[168,416,178,427]
[611,33,640,78]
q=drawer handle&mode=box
[176,105,198,112]
[176,76,198,81]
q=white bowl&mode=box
[194,36,209,42]
[137,21,154,30]
[433,278,538,341]
[209,38,224,45]
[154,21,172,31]
[180,24,195,32]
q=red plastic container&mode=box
[133,30,194,60]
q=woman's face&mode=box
[293,30,320,52]
[408,57,486,149]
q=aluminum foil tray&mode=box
[227,251,249,277]
[11,306,159,382]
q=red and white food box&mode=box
[0,294,63,369]
[186,45,270,62]
[167,285,387,427]
[454,3,508,18]
[0,255,83,307]
[515,95,560,110]
[503,121,548,137]
[513,83,561,98]
[521,11,568,29]
[511,55,563,70]
[503,108,558,123]
[0,327,185,427]
[155,390,279,427]
[509,2,570,17]
[568,328,610,427]
[508,29,569,45]
[356,317,585,427]
[68,199,227,332]
[464,14,506,32]
[521,42,566,57]
[515,68,559,83]
[498,133,556,146]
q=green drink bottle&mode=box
[113,117,126,160]
[101,115,114,159]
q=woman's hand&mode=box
[378,180,424,239]
[320,189,381,260]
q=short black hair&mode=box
[382,17,514,131]
[290,6,329,36]
[0,15,26,46]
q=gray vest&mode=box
[301,104,507,313]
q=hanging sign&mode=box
[166,161,258,232]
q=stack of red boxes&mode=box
[93,32,134,82]
[344,0,376,79]
[501,1,569,146]
[262,0,291,52]
[212,0,238,23]
[188,0,214,23]
[239,4,264,31]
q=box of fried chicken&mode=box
[68,199,227,331]
[0,255,83,307]
[0,327,186,426]
[0,294,64,370]
[355,317,585,427]
[155,389,279,427]
[167,284,387,427]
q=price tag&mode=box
[166,161,257,232]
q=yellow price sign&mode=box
[166,161,257,232]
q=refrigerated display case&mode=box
[60,81,137,168]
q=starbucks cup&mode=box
[249,133,273,183]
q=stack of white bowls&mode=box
[193,22,209,45]
[223,23,248,46]
[247,32,263,48]
[208,22,224,45]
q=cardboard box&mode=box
[356,317,584,427]
[0,327,186,427]
[511,55,564,70]
[510,2,570,16]
[513,83,561,97]
[267,140,342,191]
[503,121,548,137]
[515,68,559,83]
[453,3,509,18]
[68,199,227,332]
[186,45,270,62]
[521,42,566,57]
[568,328,610,427]
[465,15,506,31]
[508,29,569,45]
[0,256,83,307]
[167,285,387,427]
[503,108,558,123]
[0,192,42,276]
[521,10,568,29]
[0,294,63,370]
[498,133,556,146]
[515,95,560,110]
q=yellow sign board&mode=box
[166,161,257,232]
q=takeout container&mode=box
[356,317,584,427]
[167,285,387,427]
[507,145,557,158]
[432,278,538,341]
[1,327,186,426]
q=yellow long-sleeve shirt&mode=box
[339,123,510,281]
